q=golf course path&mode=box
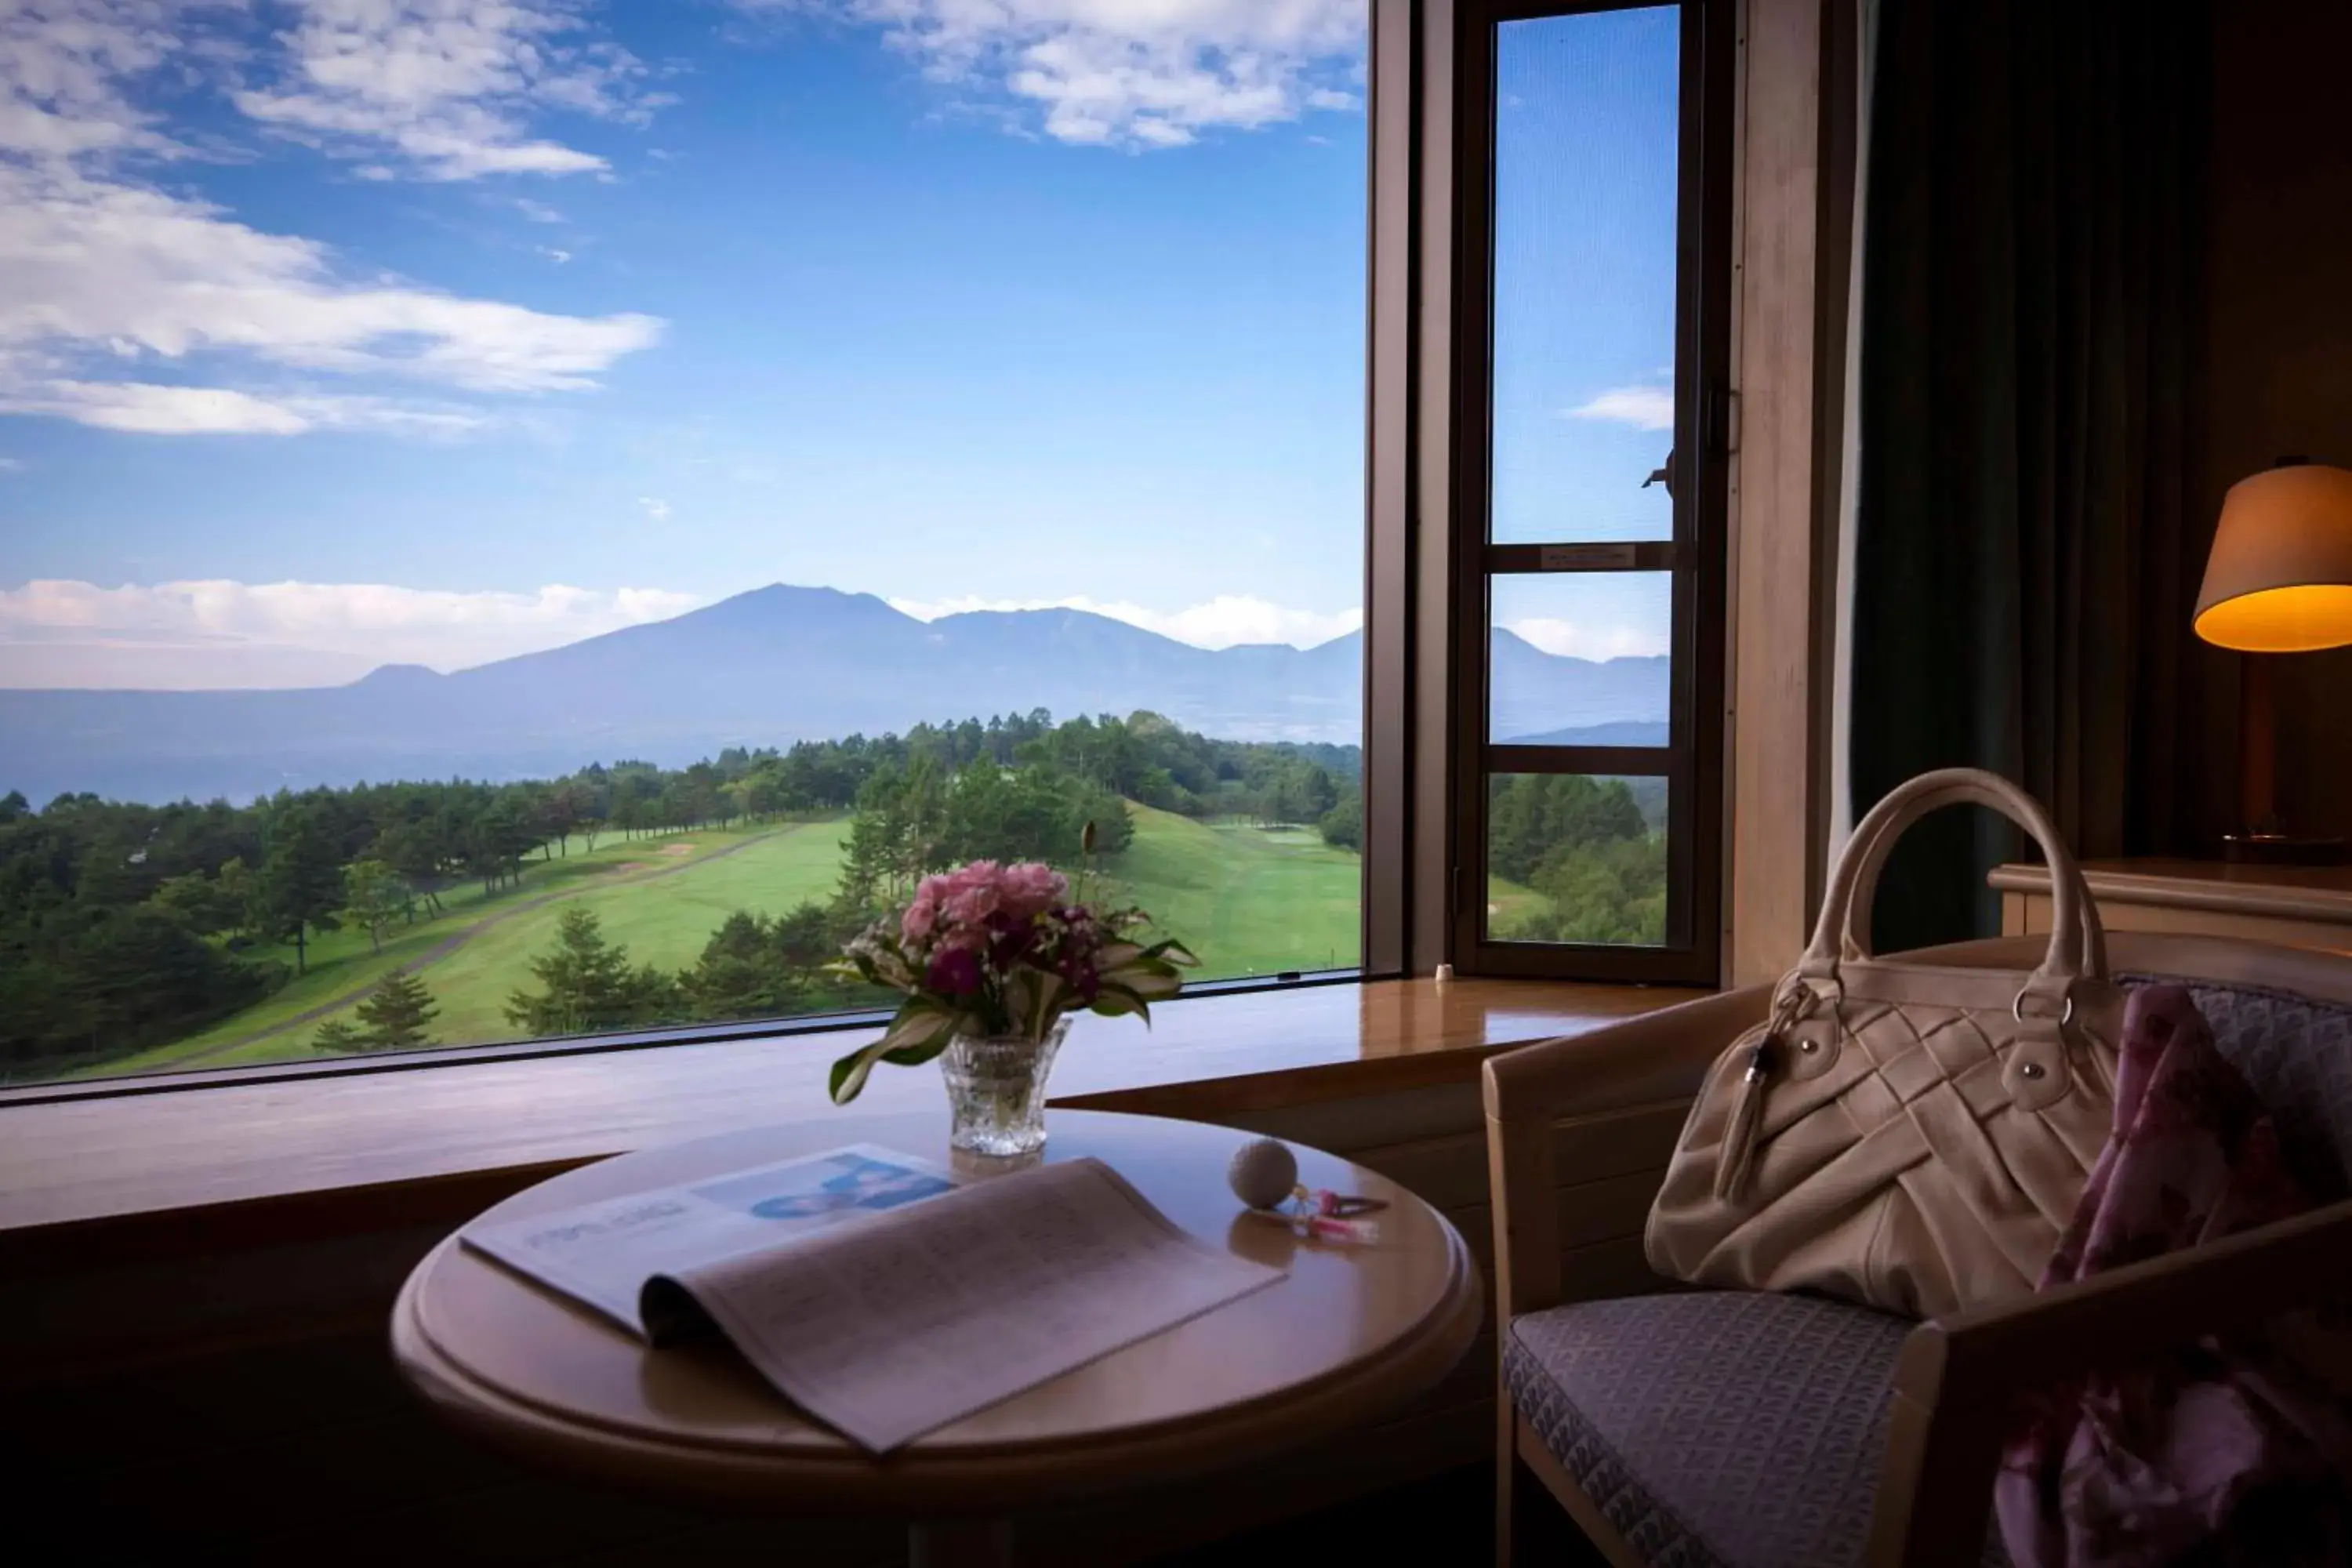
[173,826,797,1065]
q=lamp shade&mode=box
[2194,462,2352,652]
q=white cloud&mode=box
[889,592,1359,650]
[514,196,565,222]
[0,5,666,437]
[1564,384,1675,432]
[1503,615,1668,662]
[0,578,706,686]
[637,495,670,521]
[537,245,571,263]
[0,456,24,471]
[232,0,671,182]
[793,1,1367,149]
[0,167,663,397]
[0,380,311,434]
[0,0,187,162]
[0,379,497,437]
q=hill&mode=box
[1498,720,1672,746]
[96,805,1363,1076]
[0,583,1668,804]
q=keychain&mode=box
[1227,1137,1388,1243]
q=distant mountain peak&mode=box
[1490,626,1669,670]
[695,583,908,620]
[3,579,1672,804]
[350,662,445,688]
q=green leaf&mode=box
[829,1011,951,1103]
[1101,956,1184,1000]
[1088,980,1152,1018]
[1026,971,1065,1037]
[828,1042,887,1104]
[882,1008,952,1054]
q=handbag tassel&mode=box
[1714,1036,1778,1202]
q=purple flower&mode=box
[927,946,982,996]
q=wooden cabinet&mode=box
[1991,858,2352,954]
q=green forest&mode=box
[1485,773,1669,946]
[1,710,1672,1085]
[0,710,1366,1083]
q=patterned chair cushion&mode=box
[2122,975,2352,1202]
[1504,1291,2009,1568]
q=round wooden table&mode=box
[390,1108,1483,1566]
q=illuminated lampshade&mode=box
[2194,462,2352,652]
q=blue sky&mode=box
[0,1,1679,689]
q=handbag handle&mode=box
[1798,769,2106,1016]
[1832,784,2108,983]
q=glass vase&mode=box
[938,1017,1069,1157]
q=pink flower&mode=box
[897,862,1076,986]
[942,884,1000,929]
[998,862,1068,922]
[901,886,941,947]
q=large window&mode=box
[0,4,1370,1086]
[1450,0,1731,983]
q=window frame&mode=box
[5,0,1743,1105]
[1443,0,1735,985]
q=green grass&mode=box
[98,820,847,1074]
[1105,807,1362,978]
[107,805,1364,1076]
[416,822,849,1047]
[1484,873,1550,937]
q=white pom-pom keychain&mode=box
[1228,1137,1299,1209]
[1227,1137,1387,1243]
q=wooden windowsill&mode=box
[0,977,1704,1259]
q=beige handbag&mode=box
[1646,768,2122,1319]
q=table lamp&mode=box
[2193,458,2352,864]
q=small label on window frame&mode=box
[1537,543,1639,571]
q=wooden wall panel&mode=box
[1727,0,1834,986]
[1555,1171,1668,1253]
[1549,1101,1688,1185]
[1217,1080,1486,1155]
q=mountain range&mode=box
[0,585,1669,804]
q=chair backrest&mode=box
[1910,931,2352,1202]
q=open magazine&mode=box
[463,1145,1284,1452]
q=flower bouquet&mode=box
[827,859,1196,1153]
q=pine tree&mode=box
[684,911,812,1022]
[833,802,898,916]
[504,906,674,1035]
[255,804,345,975]
[354,967,440,1051]
[216,855,256,937]
[312,1017,365,1053]
[340,858,408,955]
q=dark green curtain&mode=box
[1849,0,2234,951]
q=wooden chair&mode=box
[1483,932,2352,1568]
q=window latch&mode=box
[1704,382,1739,459]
